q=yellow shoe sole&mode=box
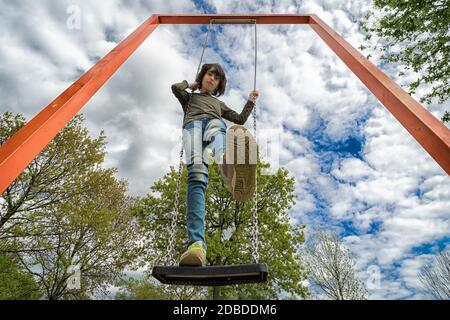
[179,250,206,266]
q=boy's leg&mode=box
[186,163,208,248]
[181,162,208,266]
[204,118,227,165]
[204,118,237,193]
[182,121,208,251]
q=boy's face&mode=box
[201,69,220,93]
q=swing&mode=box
[153,264,268,286]
[152,18,268,286]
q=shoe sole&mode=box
[179,251,205,266]
[225,125,257,202]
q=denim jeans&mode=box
[182,117,227,250]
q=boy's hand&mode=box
[248,90,259,103]
[188,82,199,91]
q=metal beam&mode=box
[0,14,449,195]
[156,14,310,24]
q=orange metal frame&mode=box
[1,14,449,194]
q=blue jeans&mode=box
[182,117,227,250]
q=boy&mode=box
[171,63,259,266]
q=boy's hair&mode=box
[195,63,227,97]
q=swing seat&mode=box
[152,263,268,286]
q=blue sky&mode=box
[0,0,449,299]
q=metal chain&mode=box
[250,19,260,263]
[251,105,259,263]
[165,140,185,265]
[165,21,213,266]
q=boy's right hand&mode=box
[188,82,199,91]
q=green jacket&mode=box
[171,80,255,128]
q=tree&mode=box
[115,277,202,300]
[128,161,309,300]
[419,250,450,300]
[301,231,367,300]
[0,112,107,236]
[0,112,142,299]
[115,277,167,300]
[359,0,450,122]
[0,251,41,299]
[13,173,141,300]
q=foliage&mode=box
[129,161,309,300]
[359,0,449,121]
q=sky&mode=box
[1,0,449,300]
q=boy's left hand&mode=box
[248,90,259,103]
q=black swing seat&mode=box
[152,263,268,286]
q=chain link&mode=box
[165,94,194,265]
[250,19,260,263]
[165,135,186,265]
[251,104,260,263]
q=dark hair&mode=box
[195,63,227,97]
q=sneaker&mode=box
[179,241,206,266]
[219,125,257,202]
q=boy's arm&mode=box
[171,80,190,108]
[221,100,255,125]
